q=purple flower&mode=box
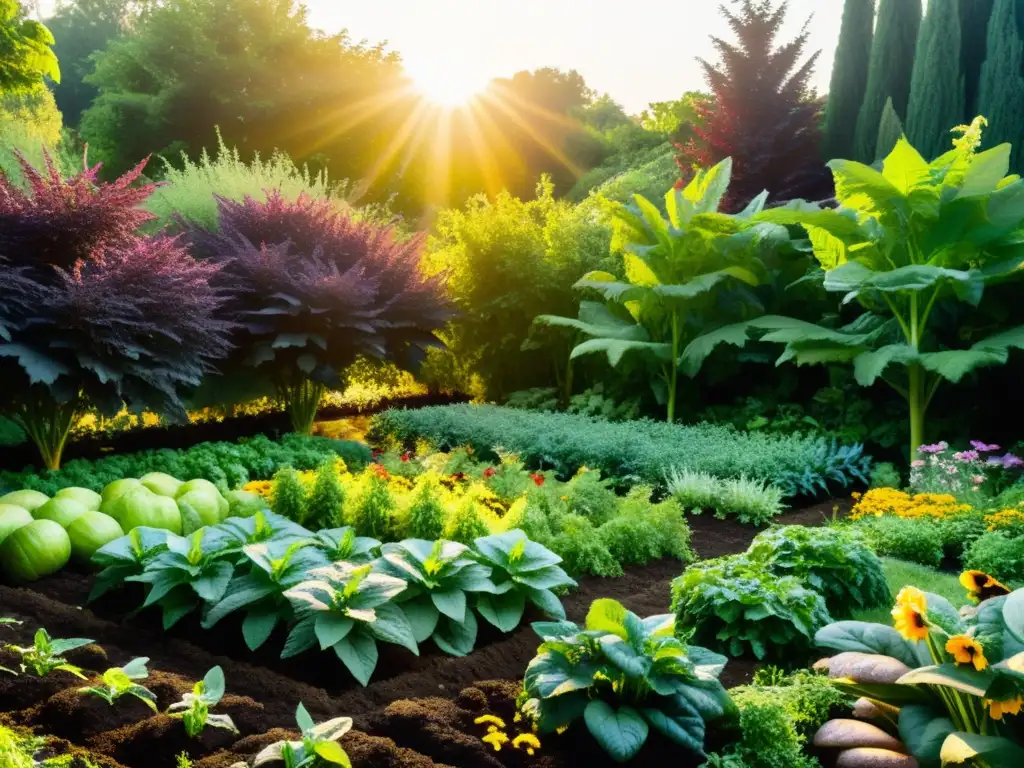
[970,440,1000,452]
[919,441,949,454]
[911,460,925,468]
[987,453,1024,469]
[953,450,980,463]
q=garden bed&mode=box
[0,504,839,767]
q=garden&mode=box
[3,0,1024,767]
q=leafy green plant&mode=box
[851,515,945,567]
[404,477,445,540]
[536,157,788,422]
[252,702,353,768]
[167,666,239,738]
[520,598,733,763]
[78,657,157,711]
[308,527,379,565]
[964,533,1024,584]
[305,458,345,529]
[748,526,891,618]
[272,468,307,524]
[350,473,395,540]
[472,530,576,632]
[870,462,902,489]
[89,526,175,601]
[547,514,623,578]
[671,555,833,661]
[3,628,92,678]
[666,467,785,526]
[282,562,417,685]
[378,539,495,655]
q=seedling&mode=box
[4,628,93,678]
[79,657,157,711]
[252,702,352,768]
[167,666,239,738]
[0,619,22,675]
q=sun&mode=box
[407,62,488,108]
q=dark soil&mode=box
[0,502,837,767]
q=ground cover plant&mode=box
[371,404,871,498]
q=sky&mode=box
[304,0,845,113]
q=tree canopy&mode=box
[0,0,59,93]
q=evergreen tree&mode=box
[874,97,905,162]
[854,0,922,161]
[678,0,829,210]
[824,0,874,159]
[960,0,996,117]
[978,0,1024,169]
[906,0,966,159]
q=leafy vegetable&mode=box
[3,628,92,678]
[167,666,239,738]
[78,657,157,711]
[252,702,353,768]
[89,526,174,601]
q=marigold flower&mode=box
[512,733,542,755]
[482,730,509,751]
[892,587,929,642]
[474,714,507,729]
[946,635,988,671]
[960,571,1011,603]
[987,697,1023,720]
[851,491,862,500]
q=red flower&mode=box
[401,452,411,463]
[451,472,466,482]
[530,473,545,487]
[372,464,390,480]
[483,467,496,478]
[371,449,381,459]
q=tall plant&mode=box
[686,119,1024,458]
[0,154,231,468]
[535,158,790,422]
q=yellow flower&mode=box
[987,697,1023,720]
[984,508,1024,532]
[892,587,929,642]
[482,730,509,751]
[512,733,542,756]
[474,714,507,729]
[946,635,988,671]
[851,491,862,501]
[960,571,1011,603]
[555,725,568,735]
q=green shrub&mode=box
[671,555,832,661]
[868,462,901,489]
[747,526,890,618]
[563,469,619,526]
[597,515,663,566]
[442,496,489,545]
[271,468,306,523]
[305,458,345,529]
[850,516,944,567]
[934,512,988,561]
[351,475,396,541]
[706,699,818,768]
[371,405,871,498]
[550,514,623,578]
[403,476,445,540]
[667,467,785,526]
[963,532,1024,584]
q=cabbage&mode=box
[140,472,183,497]
[175,478,221,499]
[34,497,89,528]
[176,490,222,529]
[106,487,182,534]
[0,519,71,582]
[55,487,103,511]
[100,478,144,512]
[224,490,267,518]
[67,512,124,564]
[0,489,50,513]
[0,504,33,545]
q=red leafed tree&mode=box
[677,0,831,210]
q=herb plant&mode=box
[521,598,733,763]
[309,527,379,565]
[4,628,92,678]
[78,657,157,711]
[89,526,174,601]
[167,666,239,738]
[377,539,496,655]
[283,562,417,685]
[666,467,784,526]
[253,702,353,768]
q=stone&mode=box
[836,747,919,768]
[816,652,912,684]
[814,720,905,751]
[853,697,900,722]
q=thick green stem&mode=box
[908,363,926,461]
[667,312,680,424]
[13,393,79,471]
[279,379,325,435]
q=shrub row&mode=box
[370,405,872,498]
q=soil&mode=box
[0,502,843,768]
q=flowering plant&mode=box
[814,573,1024,767]
[909,440,1022,502]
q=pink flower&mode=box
[919,441,949,454]
[972,475,985,484]
[970,441,1000,452]
[911,460,925,468]
[953,450,980,462]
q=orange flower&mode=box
[946,635,988,671]
[892,587,929,642]
[987,697,1023,720]
[960,571,1011,603]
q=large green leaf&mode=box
[882,138,931,196]
[684,157,732,215]
[584,701,649,763]
[898,704,956,767]
[940,732,1024,766]
[805,225,850,270]
[0,344,68,385]
[570,338,672,366]
[828,158,906,217]
[897,664,994,697]
[367,602,419,654]
[987,180,1024,228]
[572,279,648,304]
[957,144,1012,200]
[1005,591,1024,646]
[815,621,922,669]
[824,263,984,306]
[854,344,918,386]
[432,609,477,656]
[653,267,760,301]
[641,700,705,756]
[917,349,1008,383]
[333,629,378,686]
[476,591,527,633]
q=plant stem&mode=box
[279,379,325,435]
[667,312,680,424]
[13,392,80,471]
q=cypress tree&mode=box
[960,0,996,118]
[854,0,923,161]
[824,0,875,159]
[906,0,967,159]
[875,97,905,162]
[978,0,1024,169]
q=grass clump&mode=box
[667,467,785,526]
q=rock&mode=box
[814,720,905,751]
[816,652,912,684]
[853,697,900,722]
[836,747,919,768]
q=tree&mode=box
[677,0,829,211]
[906,0,967,160]
[640,92,714,146]
[874,97,904,162]
[960,0,996,117]
[977,0,1024,170]
[0,0,59,93]
[854,0,922,162]
[823,0,874,160]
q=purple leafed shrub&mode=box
[182,192,450,432]
[0,152,231,469]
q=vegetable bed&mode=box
[0,508,834,768]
